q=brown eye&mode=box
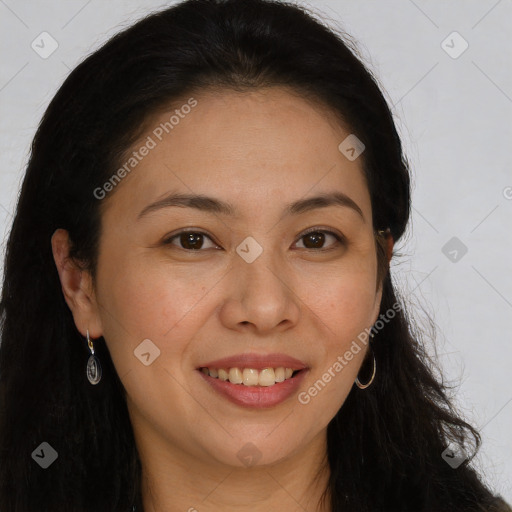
[294,229,344,250]
[179,232,205,250]
[164,230,218,251]
[302,231,326,249]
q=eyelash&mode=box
[162,227,345,252]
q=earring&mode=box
[355,333,376,389]
[86,329,102,385]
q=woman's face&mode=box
[78,87,386,468]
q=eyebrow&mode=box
[137,191,365,222]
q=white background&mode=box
[0,0,511,503]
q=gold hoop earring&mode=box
[86,329,102,385]
[355,335,376,390]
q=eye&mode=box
[293,228,344,250]
[163,230,219,251]
[163,227,345,252]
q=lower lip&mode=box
[198,369,308,408]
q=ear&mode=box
[51,229,103,339]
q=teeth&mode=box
[258,368,275,387]
[242,368,259,386]
[228,367,243,384]
[201,366,298,386]
[274,367,285,382]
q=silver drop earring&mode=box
[86,329,102,385]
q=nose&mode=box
[218,249,301,335]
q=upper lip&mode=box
[198,353,308,371]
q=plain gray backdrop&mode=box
[0,0,511,503]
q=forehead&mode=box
[101,86,372,222]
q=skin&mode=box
[52,86,393,512]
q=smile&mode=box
[200,366,299,386]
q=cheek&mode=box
[296,256,378,403]
[95,252,216,373]
[300,255,379,337]
[297,276,375,422]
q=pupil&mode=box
[182,233,203,250]
[304,232,324,249]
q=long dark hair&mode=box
[0,1,509,511]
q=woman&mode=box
[0,0,509,511]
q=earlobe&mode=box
[51,229,102,338]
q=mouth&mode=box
[195,354,309,408]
